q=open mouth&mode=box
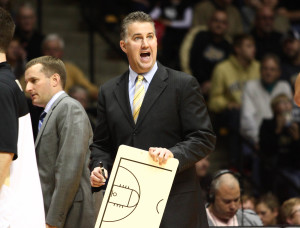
[140,52,150,61]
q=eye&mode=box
[134,37,141,41]
[147,35,153,39]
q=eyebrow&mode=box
[132,32,154,37]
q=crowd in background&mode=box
[1,0,300,226]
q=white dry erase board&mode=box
[94,145,179,228]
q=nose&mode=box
[142,38,149,48]
[25,82,32,93]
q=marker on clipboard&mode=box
[99,161,106,180]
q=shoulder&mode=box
[237,209,263,226]
[100,72,127,92]
[245,79,260,89]
[164,65,197,85]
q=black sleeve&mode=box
[0,84,18,157]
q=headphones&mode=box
[208,169,242,203]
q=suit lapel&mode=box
[136,63,168,126]
[35,93,68,147]
[113,71,135,127]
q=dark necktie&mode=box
[38,111,47,131]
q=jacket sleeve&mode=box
[169,76,216,172]
[46,101,92,227]
[89,87,114,172]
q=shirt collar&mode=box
[128,62,158,85]
[44,90,65,113]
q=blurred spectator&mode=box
[280,197,300,225]
[192,0,243,40]
[277,1,300,33]
[240,54,292,149]
[251,6,283,60]
[206,171,262,226]
[69,85,97,130]
[281,29,300,87]
[195,156,212,203]
[259,94,300,202]
[281,30,300,122]
[189,10,232,99]
[261,0,290,34]
[241,194,256,211]
[209,34,259,168]
[150,0,192,70]
[237,0,289,34]
[14,3,44,61]
[255,192,280,226]
[235,0,261,33]
[6,37,27,80]
[295,73,300,107]
[42,34,98,99]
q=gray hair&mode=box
[120,11,155,41]
[42,33,65,50]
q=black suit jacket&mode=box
[90,63,216,228]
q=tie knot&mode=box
[39,111,47,120]
[137,75,144,82]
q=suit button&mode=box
[133,130,136,136]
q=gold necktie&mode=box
[133,75,145,123]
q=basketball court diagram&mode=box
[94,145,178,228]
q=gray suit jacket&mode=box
[35,93,95,228]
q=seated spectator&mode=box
[195,156,212,203]
[189,10,232,99]
[281,30,300,121]
[255,192,280,226]
[281,29,300,86]
[209,34,260,168]
[251,6,283,60]
[295,73,300,106]
[259,94,300,202]
[240,54,292,149]
[206,170,262,226]
[277,0,300,33]
[150,0,192,70]
[14,3,44,61]
[192,0,243,40]
[42,33,98,99]
[6,37,27,80]
[261,0,290,34]
[280,197,300,225]
[237,0,290,34]
[241,194,256,211]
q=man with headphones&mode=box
[206,170,262,226]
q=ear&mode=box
[120,40,127,54]
[51,73,61,88]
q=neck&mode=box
[209,205,230,224]
[0,53,7,63]
[236,56,251,68]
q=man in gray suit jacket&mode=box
[90,11,216,228]
[25,56,95,228]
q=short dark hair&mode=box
[120,11,155,41]
[233,33,254,48]
[0,7,15,52]
[261,53,281,68]
[26,56,67,89]
[257,193,279,212]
